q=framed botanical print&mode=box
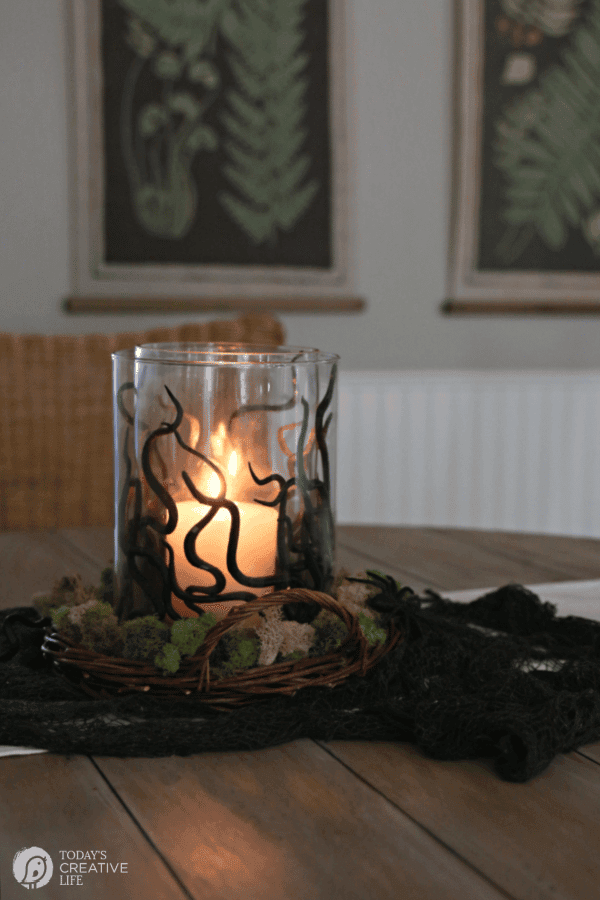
[67,0,361,312]
[447,0,600,313]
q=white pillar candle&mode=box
[170,498,278,619]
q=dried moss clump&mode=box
[336,572,380,617]
[255,607,286,666]
[278,649,305,663]
[211,629,260,680]
[153,614,218,675]
[170,614,217,657]
[77,600,123,656]
[255,607,315,666]
[358,611,387,647]
[33,575,97,619]
[122,616,170,663]
[38,567,391,679]
[154,642,181,675]
[309,610,349,657]
[32,593,63,620]
[50,605,82,645]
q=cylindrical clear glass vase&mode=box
[112,344,338,621]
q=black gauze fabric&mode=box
[2,581,600,782]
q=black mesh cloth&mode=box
[2,581,600,782]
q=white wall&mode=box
[2,0,600,370]
[337,370,600,535]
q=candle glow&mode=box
[170,431,278,619]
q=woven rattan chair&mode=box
[0,313,285,531]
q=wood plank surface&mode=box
[11,525,599,602]
[0,755,190,900]
[3,525,600,900]
[0,531,105,611]
[320,741,600,900]
[59,526,114,570]
[337,526,600,591]
[94,741,506,900]
[432,528,600,582]
[579,743,600,766]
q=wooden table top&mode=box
[1,524,600,900]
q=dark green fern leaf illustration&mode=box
[219,0,319,245]
[117,0,229,239]
[119,0,228,62]
[494,0,600,261]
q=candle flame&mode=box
[205,468,221,499]
[228,451,238,477]
[203,448,237,499]
[210,422,227,458]
[192,423,243,500]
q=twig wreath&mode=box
[36,574,402,705]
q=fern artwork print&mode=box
[69,0,351,304]
[106,0,324,256]
[449,0,600,309]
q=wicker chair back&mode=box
[0,313,285,530]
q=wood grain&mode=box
[442,299,600,315]
[321,741,600,900]
[0,531,105,610]
[94,741,506,900]
[0,755,189,900]
[4,525,600,900]
[335,543,438,595]
[64,295,366,314]
[579,742,600,766]
[431,528,600,582]
[337,526,600,591]
[59,526,114,569]
[26,524,600,600]
[58,525,447,593]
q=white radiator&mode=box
[336,371,600,536]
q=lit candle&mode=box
[170,436,278,619]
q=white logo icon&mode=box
[13,847,53,889]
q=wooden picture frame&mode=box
[446,0,600,315]
[66,0,362,313]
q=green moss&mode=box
[309,610,349,658]
[50,605,82,645]
[53,575,79,601]
[211,630,260,680]
[80,621,123,656]
[154,643,182,674]
[81,601,115,626]
[122,615,170,663]
[79,602,123,655]
[51,605,71,630]
[170,614,217,657]
[50,599,122,654]
[358,611,387,647]
[45,579,77,612]
[32,594,62,618]
[45,574,99,611]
